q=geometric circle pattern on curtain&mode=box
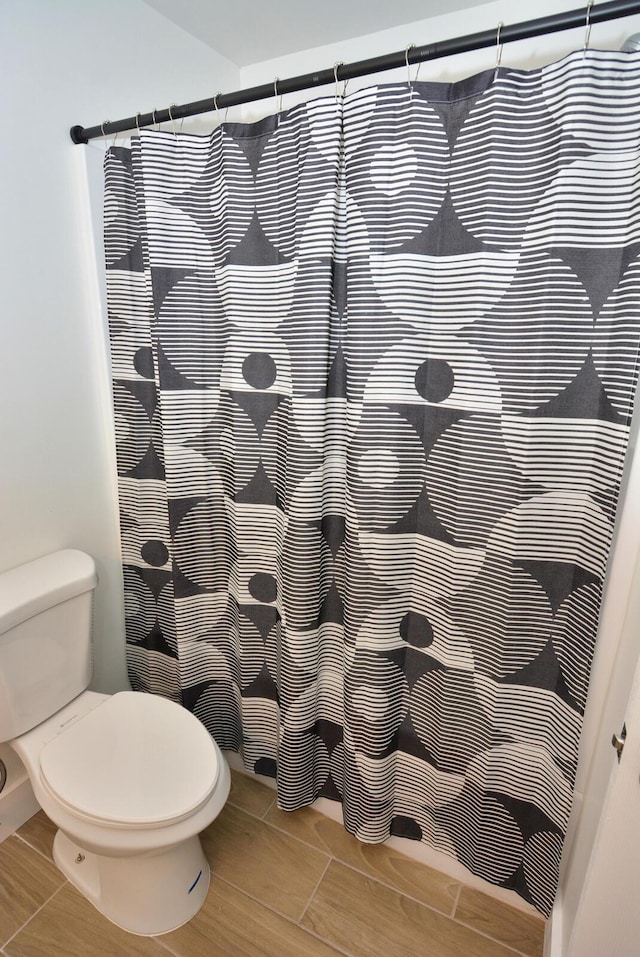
[104,50,640,916]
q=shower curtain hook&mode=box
[168,104,178,136]
[405,44,416,87]
[135,112,142,135]
[152,109,160,132]
[334,62,344,105]
[101,120,110,145]
[495,22,504,78]
[584,1,594,55]
[214,92,222,127]
[274,77,282,127]
[170,104,184,133]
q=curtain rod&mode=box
[70,0,640,144]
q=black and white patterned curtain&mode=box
[104,50,640,915]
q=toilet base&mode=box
[53,829,210,935]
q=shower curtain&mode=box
[103,49,640,916]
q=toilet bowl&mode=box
[0,550,231,935]
[12,689,230,935]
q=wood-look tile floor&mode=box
[0,770,545,957]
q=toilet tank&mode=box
[0,550,98,742]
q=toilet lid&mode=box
[39,691,220,828]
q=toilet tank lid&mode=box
[0,550,97,637]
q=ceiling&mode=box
[142,0,490,67]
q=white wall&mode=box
[238,0,640,942]
[239,0,640,118]
[0,0,239,693]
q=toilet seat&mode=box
[39,691,220,829]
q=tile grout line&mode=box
[298,854,332,924]
[153,934,183,957]
[1,880,68,952]
[295,860,371,957]
[211,870,327,931]
[447,911,544,957]
[449,874,544,948]
[227,798,338,862]
[226,798,471,923]
[211,871,356,957]
[13,831,56,869]
[450,881,462,918]
[260,796,277,819]
[296,923,358,957]
[227,796,272,822]
[318,855,464,924]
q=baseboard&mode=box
[544,892,564,957]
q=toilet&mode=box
[0,549,230,936]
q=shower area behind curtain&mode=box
[104,49,640,916]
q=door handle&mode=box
[611,723,627,763]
